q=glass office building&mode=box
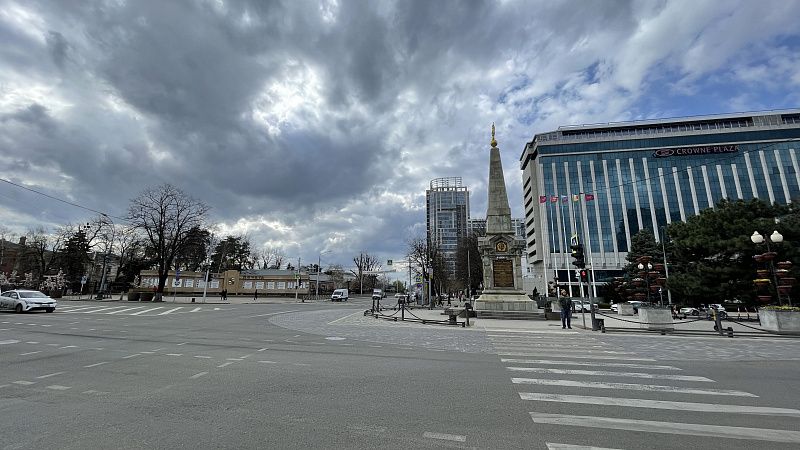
[520,109,800,293]
[426,177,470,275]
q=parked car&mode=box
[571,299,594,312]
[372,288,385,300]
[0,290,57,313]
[330,289,349,302]
[679,307,700,316]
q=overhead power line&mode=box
[0,177,129,223]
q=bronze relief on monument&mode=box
[492,259,514,288]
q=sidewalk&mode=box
[370,305,584,334]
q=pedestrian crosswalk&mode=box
[56,304,208,316]
[487,330,800,448]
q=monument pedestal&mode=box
[474,296,542,319]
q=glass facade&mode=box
[520,111,800,278]
[426,177,470,275]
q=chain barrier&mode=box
[722,316,776,334]
[594,311,707,325]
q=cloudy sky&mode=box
[1,0,800,272]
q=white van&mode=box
[331,289,349,302]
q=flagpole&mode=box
[572,194,584,298]
[558,195,573,297]
[580,193,597,298]
[539,196,549,297]
[548,198,559,299]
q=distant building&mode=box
[136,269,310,297]
[520,109,800,294]
[426,177,470,275]
[467,218,525,240]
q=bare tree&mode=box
[256,246,287,269]
[22,226,67,282]
[127,184,209,299]
[406,236,448,300]
[325,263,346,288]
[351,252,381,294]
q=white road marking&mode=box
[67,306,125,314]
[226,358,243,361]
[41,324,52,327]
[241,354,252,359]
[189,307,202,312]
[499,352,656,361]
[176,342,188,346]
[506,367,713,382]
[194,355,212,359]
[129,307,165,316]
[520,393,800,417]
[59,345,78,349]
[106,306,148,315]
[546,443,623,450]
[257,348,268,352]
[36,372,64,379]
[327,310,366,325]
[84,361,108,368]
[122,354,141,359]
[511,378,756,397]
[494,347,634,355]
[530,413,800,444]
[325,337,346,341]
[422,432,466,442]
[0,339,20,345]
[158,307,183,315]
[13,380,35,385]
[139,351,155,354]
[19,351,41,356]
[59,306,99,313]
[500,359,681,370]
[258,360,277,364]
[190,371,208,379]
[486,329,579,335]
[26,341,39,344]
[250,309,301,317]
[217,362,234,368]
[150,348,165,352]
[166,353,183,356]
[46,385,72,391]
[46,343,59,346]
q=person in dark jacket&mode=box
[558,297,572,329]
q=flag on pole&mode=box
[550,195,558,203]
[572,194,580,202]
[539,195,547,203]
[585,193,595,201]
[561,195,568,203]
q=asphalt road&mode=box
[2,297,799,449]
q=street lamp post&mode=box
[751,230,792,306]
[316,250,331,300]
[637,261,653,304]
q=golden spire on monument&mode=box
[490,122,497,147]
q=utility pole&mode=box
[96,218,115,300]
[295,256,301,301]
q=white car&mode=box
[610,303,619,313]
[0,290,58,313]
[679,307,700,316]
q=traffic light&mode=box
[570,243,586,268]
[580,269,588,282]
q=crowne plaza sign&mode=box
[652,144,739,158]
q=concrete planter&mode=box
[618,303,636,316]
[759,309,800,335]
[638,308,674,331]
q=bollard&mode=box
[727,326,734,338]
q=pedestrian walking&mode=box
[222,289,228,301]
[558,296,572,329]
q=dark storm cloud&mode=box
[2,0,800,267]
